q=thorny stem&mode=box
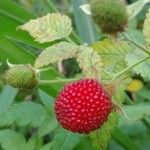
[111,56,150,81]
[122,32,150,55]
[38,78,79,85]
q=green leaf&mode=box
[26,137,37,150]
[0,36,35,64]
[52,129,82,150]
[0,101,50,128]
[0,85,18,113]
[90,113,118,150]
[127,0,150,20]
[40,142,53,150]
[0,129,28,150]
[38,90,58,136]
[77,46,102,78]
[38,118,58,137]
[18,13,72,43]
[38,89,54,114]
[121,103,150,121]
[137,88,150,100]
[72,0,98,44]
[112,128,139,150]
[35,42,79,68]
[126,50,150,80]
[0,1,47,49]
[74,137,93,150]
[143,8,150,44]
[0,0,34,22]
[92,39,132,76]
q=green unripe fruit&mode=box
[4,64,37,89]
[90,0,128,34]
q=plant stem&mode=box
[122,32,150,55]
[111,56,150,81]
[38,78,79,85]
[36,67,53,73]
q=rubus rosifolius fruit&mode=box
[90,0,128,34]
[4,64,37,89]
[55,79,112,134]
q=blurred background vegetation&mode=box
[0,0,150,150]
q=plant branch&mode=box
[38,78,79,85]
[111,56,150,81]
[36,67,53,73]
[122,32,150,55]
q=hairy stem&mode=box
[111,56,150,81]
[38,78,79,85]
[122,32,150,55]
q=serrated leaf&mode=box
[35,42,79,68]
[0,102,50,128]
[77,46,102,78]
[52,129,82,150]
[0,85,18,113]
[92,39,132,76]
[74,137,93,150]
[18,13,72,43]
[143,8,150,44]
[90,113,118,150]
[38,118,58,137]
[38,90,58,136]
[38,89,54,114]
[121,103,150,121]
[0,129,28,150]
[126,50,150,80]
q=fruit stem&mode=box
[111,56,150,81]
[122,32,150,55]
[38,78,79,85]
[36,67,53,73]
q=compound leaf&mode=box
[92,39,132,76]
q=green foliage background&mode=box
[0,0,150,150]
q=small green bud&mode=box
[90,0,128,34]
[4,64,37,89]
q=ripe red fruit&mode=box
[55,79,112,134]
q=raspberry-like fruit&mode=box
[90,0,128,34]
[55,79,112,134]
[4,64,37,89]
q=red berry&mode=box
[55,79,112,134]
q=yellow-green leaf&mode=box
[18,13,72,43]
[143,8,150,44]
[126,50,150,80]
[90,113,118,150]
[35,42,79,68]
[92,39,132,76]
[77,46,102,78]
